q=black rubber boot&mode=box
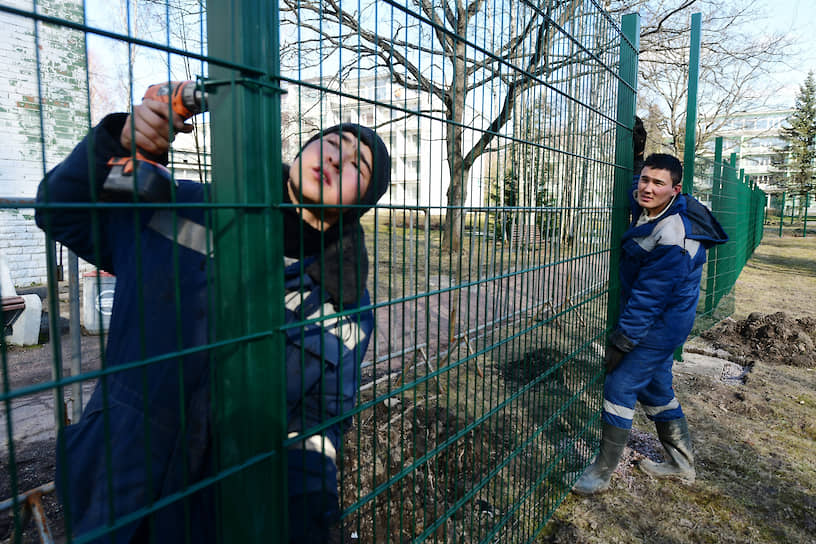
[640,417,695,483]
[572,423,629,495]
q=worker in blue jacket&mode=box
[36,97,389,543]
[573,153,727,495]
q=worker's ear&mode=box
[673,183,682,195]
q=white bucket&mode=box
[82,271,116,334]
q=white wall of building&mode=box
[702,110,791,190]
[0,0,90,287]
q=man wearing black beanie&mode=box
[283,124,390,542]
[282,123,390,306]
[37,95,390,544]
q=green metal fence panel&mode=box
[702,138,724,318]
[280,3,635,541]
[689,146,766,334]
[1,1,224,543]
[772,191,813,237]
[675,8,768,326]
[12,0,779,542]
[284,1,633,539]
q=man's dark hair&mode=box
[633,116,646,159]
[643,153,683,186]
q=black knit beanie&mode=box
[299,122,391,220]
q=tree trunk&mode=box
[442,38,469,254]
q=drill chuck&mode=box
[179,83,206,116]
[147,81,207,119]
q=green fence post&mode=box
[738,171,750,275]
[804,192,810,237]
[682,12,702,193]
[759,188,766,248]
[746,176,755,255]
[753,181,761,255]
[607,13,640,336]
[208,2,288,541]
[675,12,702,361]
[752,185,758,254]
[704,137,723,314]
[779,191,785,237]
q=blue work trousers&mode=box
[602,345,685,429]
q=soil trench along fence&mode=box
[1,1,759,542]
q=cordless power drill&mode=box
[102,81,208,202]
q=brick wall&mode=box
[0,0,89,286]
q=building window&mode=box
[405,182,419,201]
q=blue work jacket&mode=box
[612,189,728,352]
[36,114,373,543]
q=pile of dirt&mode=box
[701,312,816,368]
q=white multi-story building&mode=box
[701,110,791,190]
[701,109,816,217]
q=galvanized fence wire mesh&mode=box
[1,0,642,542]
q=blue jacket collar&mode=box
[624,193,728,248]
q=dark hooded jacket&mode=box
[609,187,728,353]
[35,114,380,543]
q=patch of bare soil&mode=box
[0,438,62,544]
[701,311,816,368]
[1,334,100,543]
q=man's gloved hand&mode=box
[604,344,625,374]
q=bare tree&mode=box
[87,52,120,124]
[279,0,791,250]
[610,0,792,156]
[280,0,614,253]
